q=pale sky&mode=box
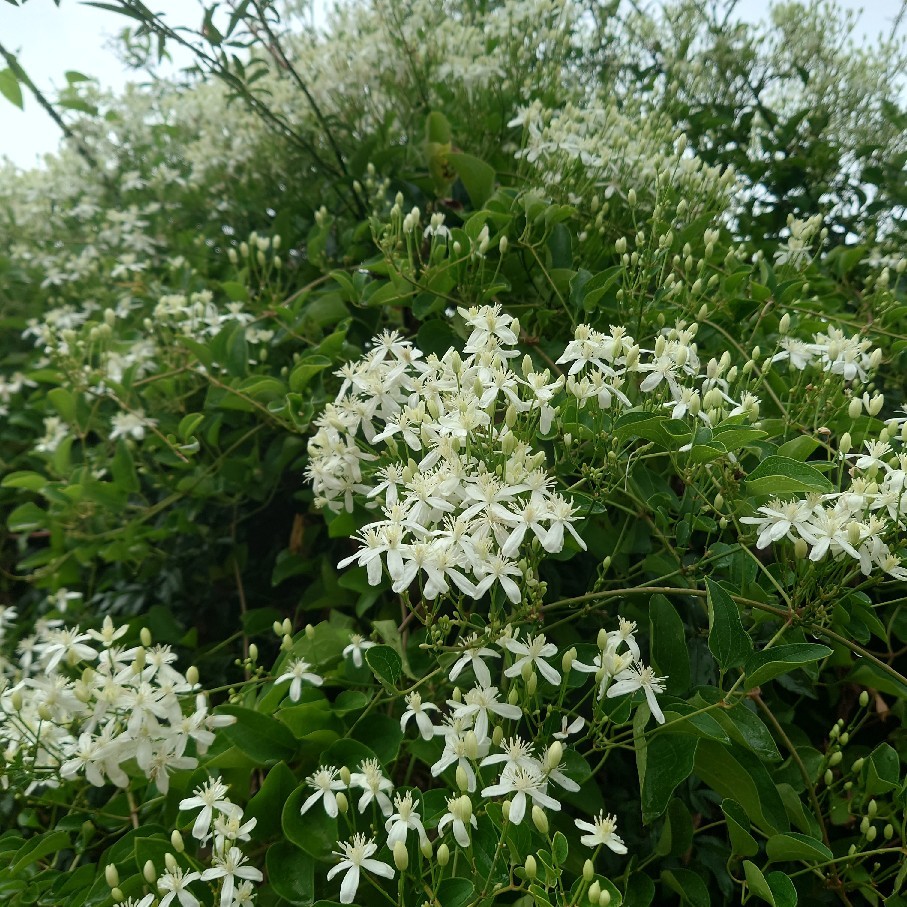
[0,0,904,169]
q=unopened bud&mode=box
[464,731,479,761]
[868,799,877,817]
[597,628,609,650]
[860,815,870,834]
[305,623,315,639]
[532,805,548,834]
[824,769,833,785]
[336,791,348,814]
[273,620,283,636]
[600,891,611,907]
[866,825,878,842]
[248,643,258,663]
[143,860,156,884]
[829,751,843,766]
[456,765,469,792]
[628,189,637,207]
[282,618,293,635]
[170,829,184,853]
[9,689,22,711]
[420,837,432,859]
[779,313,790,334]
[589,881,601,903]
[583,859,594,882]
[852,757,864,773]
[164,852,178,873]
[340,766,351,785]
[492,725,504,746]
[281,634,293,651]
[508,688,519,706]
[393,840,408,871]
[140,627,152,647]
[562,647,576,673]
[111,888,124,902]
[794,538,809,560]
[527,672,538,696]
[437,843,450,866]
[839,432,852,455]
[499,236,509,254]
[546,741,563,772]
[884,824,894,840]
[848,397,862,419]
[524,855,537,879]
[105,865,119,889]
[521,660,533,682]
[502,800,511,822]
[859,690,869,707]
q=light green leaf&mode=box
[448,151,495,208]
[765,832,832,863]
[746,455,833,496]
[0,68,23,109]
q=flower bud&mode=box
[111,888,124,902]
[583,859,594,882]
[589,881,601,903]
[492,725,504,746]
[336,792,348,814]
[829,751,843,766]
[143,860,157,884]
[852,757,864,773]
[281,633,293,651]
[502,800,511,822]
[393,840,409,871]
[779,313,790,334]
[105,864,119,889]
[132,647,146,674]
[464,731,479,761]
[868,799,877,817]
[527,672,538,696]
[305,623,315,639]
[600,891,611,907]
[273,620,283,636]
[499,236,509,255]
[859,691,869,707]
[532,805,549,834]
[562,647,577,673]
[794,538,809,560]
[9,689,22,711]
[185,665,199,687]
[524,855,537,879]
[848,397,862,419]
[824,769,833,785]
[248,643,258,663]
[340,766,351,785]
[866,825,878,842]
[420,837,433,859]
[546,741,563,772]
[171,830,184,853]
[164,852,178,873]
[456,765,470,792]
[628,189,637,207]
[860,815,870,834]
[884,824,894,840]
[437,843,450,866]
[508,688,519,706]
[615,237,627,254]
[140,627,152,647]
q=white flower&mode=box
[448,684,521,742]
[385,791,428,846]
[300,766,346,818]
[400,691,440,740]
[553,715,586,740]
[275,658,323,702]
[157,866,201,907]
[480,736,539,773]
[200,846,263,907]
[480,764,561,825]
[437,795,477,848]
[342,633,376,668]
[448,633,501,688]
[179,778,243,842]
[607,662,668,724]
[501,632,561,685]
[350,757,394,816]
[327,834,394,905]
[575,812,627,853]
[110,410,154,441]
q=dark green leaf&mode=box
[365,645,402,691]
[746,456,833,496]
[744,644,831,689]
[641,733,699,823]
[649,594,690,694]
[705,578,754,671]
[765,832,832,863]
[267,841,314,905]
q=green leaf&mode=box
[283,783,339,862]
[649,594,690,694]
[11,831,69,875]
[216,706,298,765]
[641,733,699,823]
[694,741,789,835]
[721,799,759,857]
[289,355,331,393]
[365,645,402,691]
[0,68,23,109]
[1,471,47,491]
[744,644,831,689]
[765,832,832,863]
[744,861,798,907]
[862,743,899,795]
[46,387,76,423]
[660,868,710,907]
[267,841,314,905]
[746,455,833,496]
[705,578,753,670]
[437,878,474,907]
[656,798,694,857]
[776,436,820,461]
[245,761,298,839]
[448,151,495,207]
[552,831,568,864]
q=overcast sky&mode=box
[1,0,904,169]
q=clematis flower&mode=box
[327,834,394,904]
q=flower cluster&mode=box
[294,617,661,903]
[772,326,880,382]
[306,305,767,600]
[743,437,907,580]
[0,614,233,795]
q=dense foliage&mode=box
[1,1,906,906]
